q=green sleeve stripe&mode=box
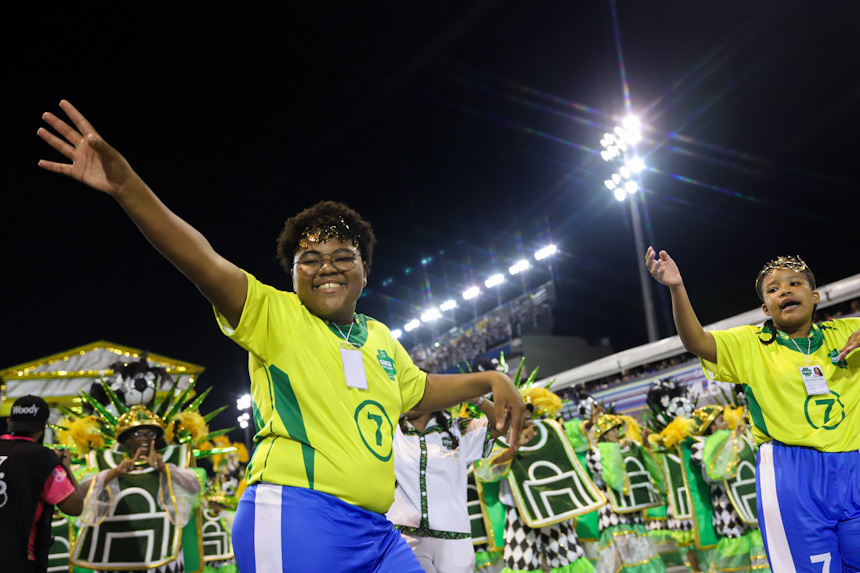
[743,384,770,439]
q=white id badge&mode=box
[340,341,368,390]
[799,365,829,395]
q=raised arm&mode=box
[645,247,717,363]
[417,370,525,450]
[37,100,247,326]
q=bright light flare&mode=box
[614,189,627,201]
[391,329,403,339]
[508,259,530,275]
[440,299,457,312]
[236,394,252,411]
[626,157,646,173]
[462,286,480,300]
[534,244,558,260]
[485,274,505,288]
[421,308,442,323]
[404,319,420,332]
[625,181,639,194]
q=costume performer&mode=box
[647,249,860,570]
[72,404,203,572]
[38,100,525,573]
[478,387,600,573]
[387,396,499,573]
[586,413,666,573]
[643,378,702,572]
[687,405,769,573]
[563,392,602,565]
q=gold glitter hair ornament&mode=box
[297,216,360,250]
[755,255,815,301]
[692,405,724,436]
[594,414,643,443]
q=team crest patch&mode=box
[442,436,453,449]
[829,349,848,369]
[377,350,397,380]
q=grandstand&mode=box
[544,273,860,420]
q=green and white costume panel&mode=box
[215,271,427,514]
[586,443,666,573]
[72,444,201,572]
[201,507,236,573]
[691,432,769,573]
[476,420,597,573]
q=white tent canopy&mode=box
[1,341,204,413]
[541,273,860,390]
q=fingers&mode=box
[37,126,77,159]
[41,111,83,146]
[59,99,99,139]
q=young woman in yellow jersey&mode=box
[645,247,860,572]
[37,100,526,573]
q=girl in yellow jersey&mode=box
[37,100,526,573]
[646,247,860,572]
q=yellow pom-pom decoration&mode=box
[722,406,746,430]
[659,416,697,448]
[520,387,563,418]
[68,415,107,454]
[172,410,209,446]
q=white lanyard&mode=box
[790,333,813,364]
[333,321,355,346]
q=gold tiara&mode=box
[755,255,813,298]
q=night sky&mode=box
[4,1,859,431]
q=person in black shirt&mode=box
[0,395,84,573]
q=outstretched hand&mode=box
[488,373,526,451]
[37,100,135,196]
[645,246,683,287]
[837,329,860,362]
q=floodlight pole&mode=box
[628,193,659,342]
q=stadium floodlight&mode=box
[534,244,558,260]
[508,259,530,275]
[404,319,420,332]
[604,179,616,190]
[485,274,505,288]
[391,329,403,340]
[236,394,252,411]
[626,157,646,174]
[237,412,251,429]
[440,299,457,312]
[623,115,642,143]
[611,173,622,185]
[462,286,480,300]
[625,180,639,194]
[614,188,627,202]
[619,165,631,180]
[421,308,442,323]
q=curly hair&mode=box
[276,201,377,274]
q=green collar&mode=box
[768,323,824,354]
[326,314,368,347]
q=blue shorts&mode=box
[757,442,860,572]
[232,484,423,573]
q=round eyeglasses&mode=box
[292,250,360,276]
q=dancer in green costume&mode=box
[586,413,666,573]
[688,406,770,573]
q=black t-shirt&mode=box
[0,436,63,573]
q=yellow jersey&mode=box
[701,318,860,452]
[215,271,427,513]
